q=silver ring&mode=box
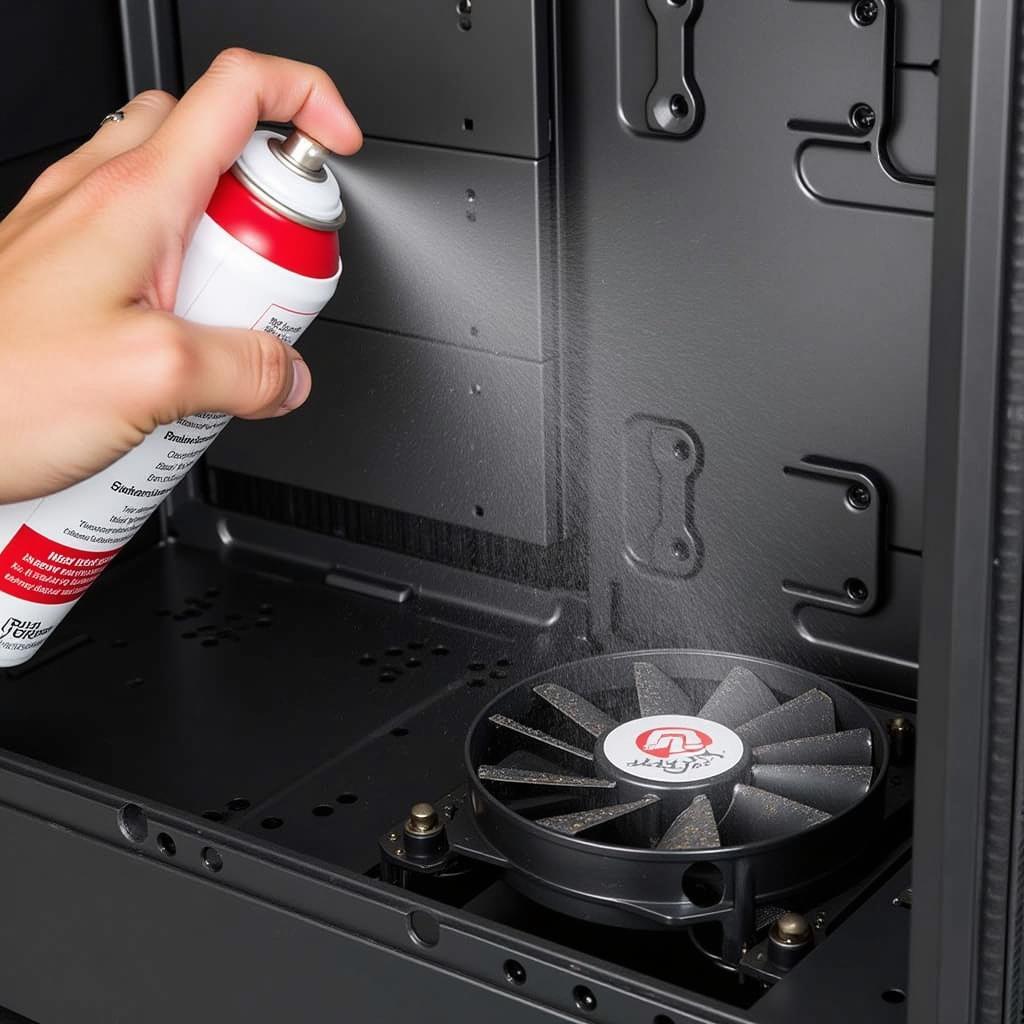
[99,110,126,127]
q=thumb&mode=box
[144,317,312,422]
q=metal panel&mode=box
[207,321,558,545]
[176,0,550,159]
[326,140,553,361]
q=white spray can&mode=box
[0,128,345,666]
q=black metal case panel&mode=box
[176,0,551,159]
[326,141,554,362]
[566,1,931,694]
[208,321,558,545]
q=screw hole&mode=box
[845,577,869,603]
[379,671,398,683]
[462,118,474,131]
[392,727,410,738]
[156,832,176,857]
[490,670,508,680]
[386,646,403,656]
[226,798,250,813]
[468,677,486,687]
[474,505,485,517]
[468,661,486,671]
[406,658,422,668]
[432,645,450,656]
[653,1016,674,1024]
[496,657,512,667]
[336,793,358,804]
[261,817,283,830]
[673,439,690,460]
[671,538,690,561]
[504,959,527,985]
[202,810,225,823]
[881,989,906,1004]
[118,803,148,844]
[682,861,724,907]
[201,847,223,873]
[470,325,479,337]
[312,804,334,817]
[465,188,476,202]
[456,0,472,12]
[408,910,440,947]
[573,986,598,1013]
[669,93,688,119]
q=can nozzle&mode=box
[269,129,330,182]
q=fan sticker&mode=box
[603,715,745,782]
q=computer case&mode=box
[0,1,1017,1021]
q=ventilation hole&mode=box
[126,676,144,688]
[882,989,906,1005]
[255,617,272,628]
[490,670,507,680]
[504,960,527,985]
[206,587,220,597]
[336,793,358,804]
[573,986,597,1013]
[432,645,450,656]
[468,677,486,687]
[156,608,171,617]
[112,638,128,648]
[312,804,334,817]
[462,118,474,131]
[216,629,233,639]
[202,810,225,823]
[259,603,273,613]
[407,641,425,650]
[201,638,219,648]
[406,658,422,668]
[261,817,283,830]
[392,727,410,737]
[185,597,201,606]
[156,832,176,857]
[226,798,250,813]
[468,661,486,671]
[496,657,512,667]
[118,803,148,844]
[201,847,223,873]
[682,862,725,907]
[198,625,217,634]
[386,646,403,656]
[173,613,188,621]
[653,1016,674,1024]
[408,910,440,947]
[379,672,397,683]
[181,631,197,640]
[473,505,485,517]
[226,612,242,622]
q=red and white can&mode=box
[0,128,345,666]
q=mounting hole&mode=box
[456,0,472,12]
[573,986,598,1013]
[336,793,358,804]
[202,810,225,823]
[845,577,870,603]
[504,959,527,985]
[668,93,688,119]
[462,118,474,132]
[408,910,440,947]
[312,804,334,817]
[156,832,176,857]
[673,439,690,460]
[201,847,223,873]
[227,798,250,813]
[392,727,410,738]
[474,505,485,517]
[118,803,148,844]
[653,1017,675,1024]
[682,862,725,907]
[671,539,690,561]
[458,15,472,30]
[261,817,284,830]
[882,989,906,1005]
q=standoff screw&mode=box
[407,802,440,835]
[770,912,813,946]
[852,0,878,25]
[847,484,872,510]
[846,578,869,602]
[850,103,877,133]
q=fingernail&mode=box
[282,358,311,411]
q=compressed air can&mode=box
[0,129,345,666]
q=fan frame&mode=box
[463,650,890,933]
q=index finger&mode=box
[145,49,362,210]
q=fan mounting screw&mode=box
[849,103,877,133]
[846,483,872,510]
[851,0,878,25]
[770,912,813,946]
[407,802,440,835]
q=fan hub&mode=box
[595,714,751,816]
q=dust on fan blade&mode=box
[697,665,779,728]
[735,689,835,747]
[634,662,695,717]
[719,784,830,844]
[534,682,618,738]
[537,794,660,836]
[656,794,721,850]
[478,766,616,789]
[749,764,873,813]
[489,714,595,765]
[752,728,872,767]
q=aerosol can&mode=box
[0,128,345,666]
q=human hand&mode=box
[0,49,362,503]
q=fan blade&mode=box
[534,683,617,738]
[719,784,830,844]
[750,764,873,813]
[477,766,616,789]
[634,662,695,717]
[752,728,872,767]
[735,689,835,747]
[697,666,779,728]
[537,795,660,836]
[489,714,594,765]
[656,794,721,850]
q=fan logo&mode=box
[635,727,712,758]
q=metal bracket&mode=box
[781,457,884,615]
